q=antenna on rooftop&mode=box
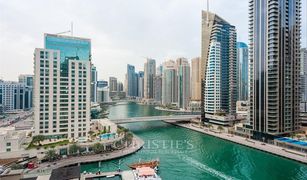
[55,22,74,36]
[207,0,210,26]
[71,22,74,36]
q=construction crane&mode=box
[56,30,71,35]
[55,22,74,36]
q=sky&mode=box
[0,0,306,82]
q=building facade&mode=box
[177,58,190,109]
[138,71,144,98]
[301,48,307,102]
[162,60,178,105]
[18,75,33,87]
[97,87,110,103]
[191,57,201,101]
[201,11,237,118]
[248,0,301,138]
[144,59,156,99]
[90,65,98,102]
[109,77,118,92]
[34,34,91,139]
[126,64,138,97]
[237,42,249,101]
[0,80,33,112]
[153,75,162,103]
[97,80,108,88]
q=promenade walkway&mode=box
[169,122,307,164]
[26,136,144,176]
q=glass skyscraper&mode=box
[248,0,301,138]
[201,11,237,118]
[237,42,248,101]
[126,64,138,97]
[45,34,91,77]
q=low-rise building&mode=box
[236,101,248,120]
[90,119,117,134]
[205,114,242,127]
[0,127,27,153]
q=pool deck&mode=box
[31,135,144,173]
[166,121,307,164]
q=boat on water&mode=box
[128,160,159,169]
[133,167,162,180]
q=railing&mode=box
[110,115,200,124]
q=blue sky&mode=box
[0,0,306,82]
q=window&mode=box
[6,142,11,146]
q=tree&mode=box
[208,124,213,129]
[69,144,80,155]
[10,163,24,170]
[124,132,133,146]
[32,135,45,146]
[92,143,104,154]
[44,149,58,162]
[88,131,95,138]
[217,125,224,133]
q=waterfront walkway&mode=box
[169,122,307,164]
[27,136,144,175]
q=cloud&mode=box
[0,0,306,82]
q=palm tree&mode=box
[92,143,104,154]
[69,144,80,155]
[32,135,45,146]
[44,149,58,162]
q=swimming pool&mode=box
[99,133,116,140]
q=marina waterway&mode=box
[82,102,307,180]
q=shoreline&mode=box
[30,135,144,172]
[165,121,307,164]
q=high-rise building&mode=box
[97,80,108,88]
[34,34,91,138]
[18,75,34,87]
[117,82,124,92]
[162,60,177,105]
[144,59,156,99]
[90,65,98,102]
[126,64,138,97]
[138,71,144,98]
[97,87,110,103]
[18,74,34,108]
[177,58,190,109]
[301,48,307,102]
[0,80,32,112]
[248,0,301,138]
[153,75,162,103]
[191,57,201,101]
[201,11,237,117]
[109,77,118,92]
[237,42,248,101]
[156,64,163,76]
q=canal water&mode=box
[82,102,307,180]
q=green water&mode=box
[82,102,307,180]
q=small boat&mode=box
[128,159,159,169]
